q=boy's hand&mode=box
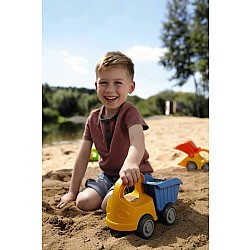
[119,164,140,187]
[57,192,77,209]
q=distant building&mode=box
[165,100,184,115]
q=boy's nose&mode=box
[105,84,115,92]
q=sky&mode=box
[42,0,196,99]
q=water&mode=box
[42,121,85,145]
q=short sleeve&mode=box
[123,105,149,131]
[82,116,93,141]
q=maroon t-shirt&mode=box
[83,102,153,176]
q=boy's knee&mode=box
[75,189,102,211]
[75,194,90,211]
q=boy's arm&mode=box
[119,124,145,187]
[57,139,92,208]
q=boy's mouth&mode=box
[105,96,118,101]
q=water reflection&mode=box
[42,121,85,145]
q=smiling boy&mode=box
[57,51,153,213]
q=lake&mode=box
[42,121,85,145]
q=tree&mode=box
[42,83,52,108]
[159,0,209,117]
[191,0,209,94]
[51,89,79,117]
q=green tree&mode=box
[159,0,209,117]
[77,93,89,115]
[51,89,79,117]
[160,0,192,85]
[84,94,101,114]
[191,0,209,94]
[42,83,53,108]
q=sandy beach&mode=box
[42,116,209,249]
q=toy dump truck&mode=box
[106,174,183,239]
[175,140,209,171]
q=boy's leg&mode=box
[76,187,102,211]
[101,190,113,213]
[80,173,119,212]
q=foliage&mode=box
[42,84,99,121]
[42,107,60,123]
[134,90,208,118]
[159,0,209,117]
[160,0,193,85]
[42,83,54,108]
[84,94,102,113]
[42,83,209,123]
[77,93,91,115]
[127,95,143,104]
[51,89,79,117]
[191,0,209,87]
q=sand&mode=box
[42,116,209,249]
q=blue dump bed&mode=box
[143,175,183,212]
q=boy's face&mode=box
[95,66,135,118]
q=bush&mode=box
[135,100,154,117]
[42,107,59,123]
[42,84,208,119]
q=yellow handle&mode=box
[199,148,209,154]
[112,173,145,199]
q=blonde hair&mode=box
[95,51,134,80]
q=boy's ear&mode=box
[128,81,135,94]
[95,82,97,90]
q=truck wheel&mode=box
[187,161,197,171]
[202,163,209,172]
[161,204,176,225]
[135,214,155,239]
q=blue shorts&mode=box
[85,172,133,199]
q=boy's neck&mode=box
[103,104,123,119]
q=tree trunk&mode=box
[193,75,201,117]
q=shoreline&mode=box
[42,116,209,175]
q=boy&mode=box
[57,51,153,213]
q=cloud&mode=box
[124,45,168,63]
[59,49,90,75]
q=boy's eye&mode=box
[115,81,122,85]
[99,82,107,85]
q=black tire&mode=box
[135,214,155,239]
[161,203,176,226]
[202,163,209,172]
[187,161,197,171]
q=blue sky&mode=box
[42,0,196,98]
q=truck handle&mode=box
[112,173,145,200]
[198,148,209,153]
[197,148,209,158]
